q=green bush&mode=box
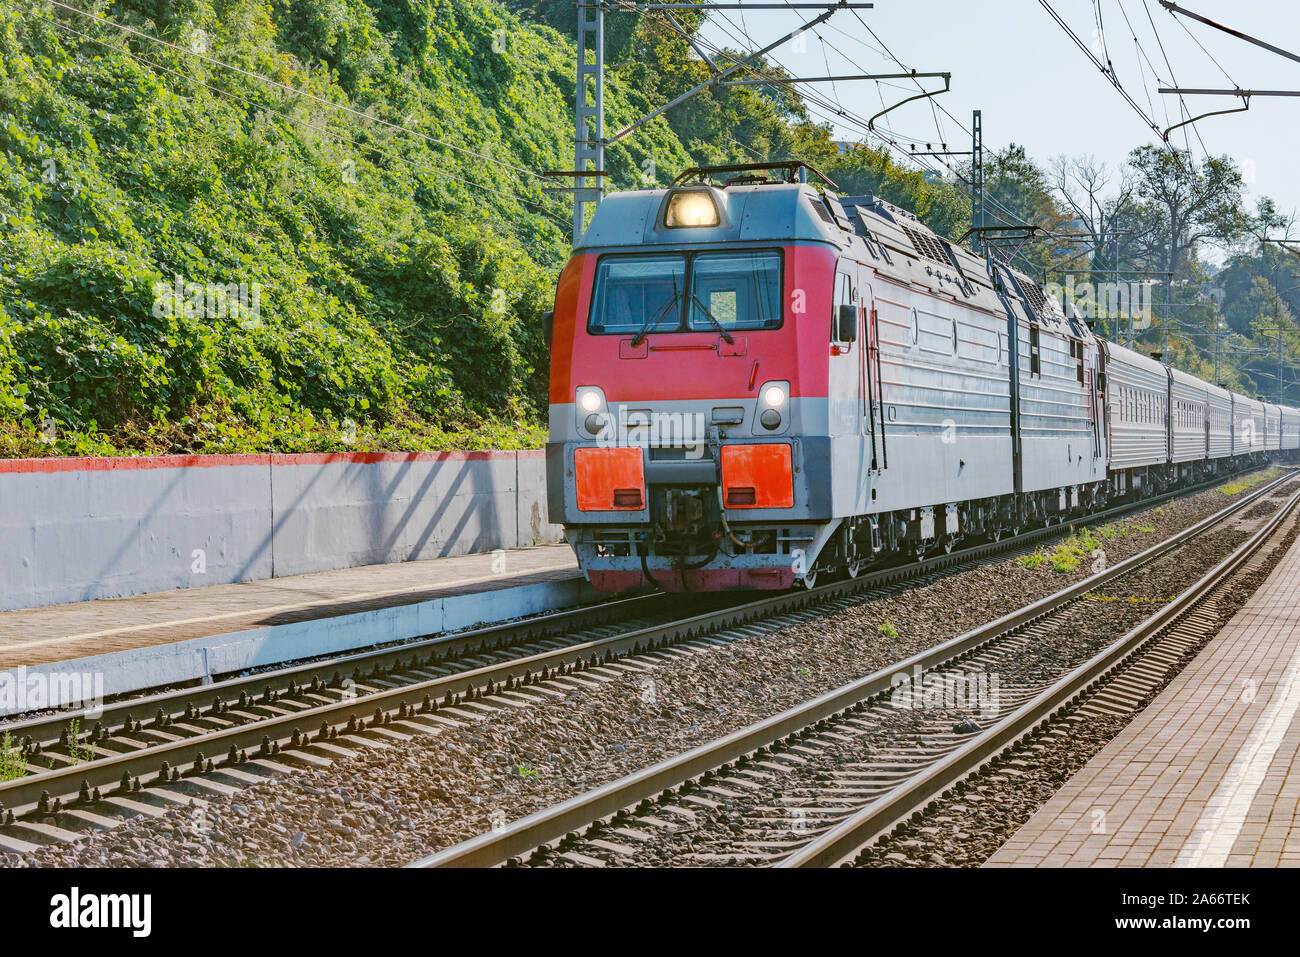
[0,0,579,455]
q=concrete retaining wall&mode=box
[0,451,562,612]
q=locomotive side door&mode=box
[828,266,861,438]
[860,277,886,471]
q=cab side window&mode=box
[833,271,854,344]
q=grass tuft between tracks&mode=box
[1219,468,1281,496]
[1016,516,1161,574]
[0,731,27,781]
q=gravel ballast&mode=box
[853,511,1300,868]
[9,471,1293,868]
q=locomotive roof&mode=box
[579,181,1087,339]
[578,180,1297,415]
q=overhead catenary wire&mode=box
[1038,0,1173,148]
[688,7,1059,259]
[1140,0,1209,158]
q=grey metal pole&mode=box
[1120,237,1130,347]
[1279,324,1284,404]
[573,1,604,242]
[1214,325,1220,385]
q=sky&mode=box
[696,1,1300,229]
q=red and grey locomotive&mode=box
[544,162,1297,592]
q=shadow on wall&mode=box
[0,452,562,612]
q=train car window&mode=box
[688,251,783,332]
[588,255,686,335]
[1028,325,1041,377]
[832,271,854,343]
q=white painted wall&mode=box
[0,451,561,612]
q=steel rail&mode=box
[0,590,675,743]
[4,462,1262,763]
[781,481,1300,867]
[1,464,1282,816]
[407,469,1297,867]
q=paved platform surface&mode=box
[0,545,579,671]
[987,531,1300,868]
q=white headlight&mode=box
[579,389,603,413]
[762,385,787,408]
[665,190,720,228]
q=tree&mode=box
[828,144,968,240]
[977,145,1072,276]
[1127,146,1251,307]
[1049,155,1137,286]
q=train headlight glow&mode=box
[664,189,720,228]
[758,382,789,432]
[577,387,608,436]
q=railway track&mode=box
[0,466,1281,852]
[408,468,1300,867]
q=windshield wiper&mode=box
[630,273,681,347]
[690,294,735,344]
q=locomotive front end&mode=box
[546,172,841,592]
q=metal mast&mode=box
[573,2,606,239]
[563,2,879,243]
[971,109,983,254]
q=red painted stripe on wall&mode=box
[0,450,535,475]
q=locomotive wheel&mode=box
[989,525,1003,542]
[798,568,818,589]
[846,558,865,579]
[941,537,956,554]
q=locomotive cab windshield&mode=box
[587,249,783,336]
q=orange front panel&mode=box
[574,446,646,511]
[720,444,794,509]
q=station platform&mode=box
[987,535,1300,868]
[0,544,584,712]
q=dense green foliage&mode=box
[1,1,1295,459]
[0,0,688,455]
